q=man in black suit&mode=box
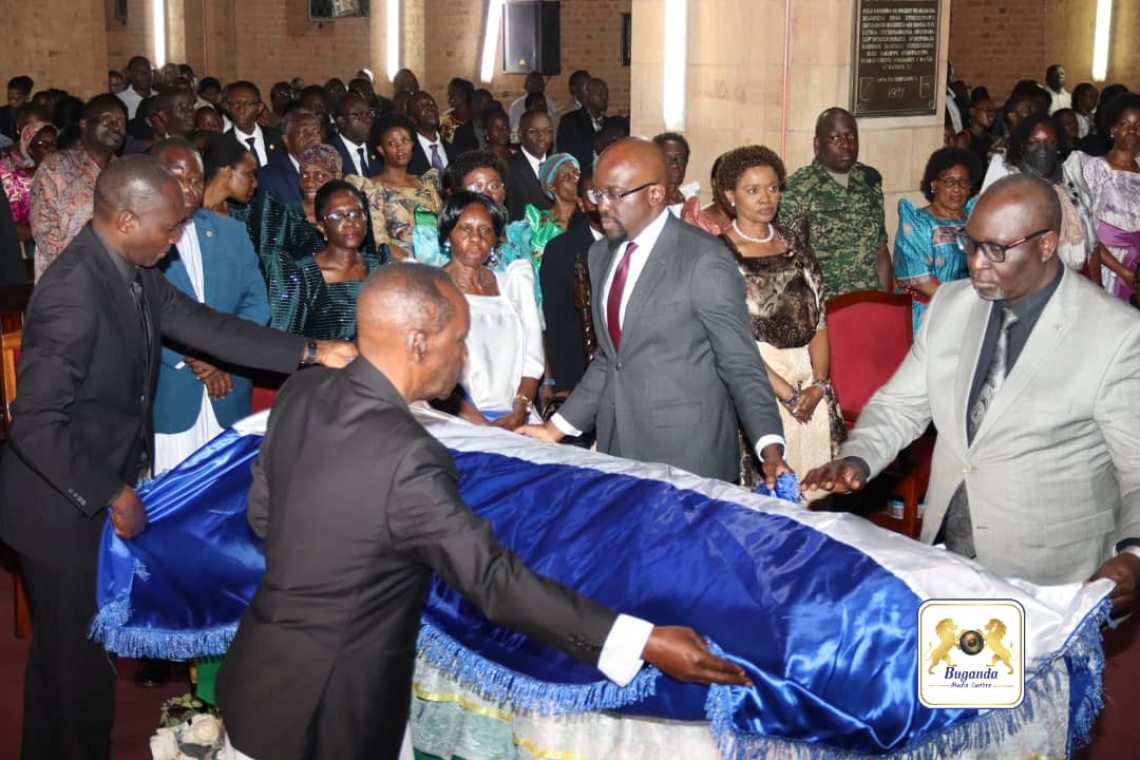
[557,77,609,170]
[0,182,25,286]
[255,109,323,205]
[330,92,380,178]
[0,155,356,760]
[506,109,554,221]
[541,165,600,401]
[406,91,455,177]
[224,81,286,167]
[216,263,750,760]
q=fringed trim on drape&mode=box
[416,621,659,716]
[88,597,238,660]
[705,599,1110,759]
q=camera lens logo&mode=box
[958,629,985,655]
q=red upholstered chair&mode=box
[826,291,932,540]
[2,328,31,638]
[251,387,278,413]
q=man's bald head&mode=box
[593,137,668,243]
[357,263,457,339]
[975,174,1062,234]
[94,154,183,219]
[965,173,1061,303]
[149,137,202,169]
[357,263,470,403]
[815,107,854,138]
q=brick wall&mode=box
[418,0,632,117]
[106,0,152,76]
[950,0,1140,102]
[0,0,108,97]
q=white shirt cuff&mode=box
[597,614,654,687]
[753,435,786,459]
[1120,547,1140,560]
[551,412,583,438]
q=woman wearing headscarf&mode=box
[523,153,581,263]
[0,121,57,241]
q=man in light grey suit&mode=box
[519,138,790,487]
[804,175,1140,613]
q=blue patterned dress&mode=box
[893,198,973,333]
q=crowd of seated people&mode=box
[0,57,1136,475]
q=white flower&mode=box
[184,714,223,745]
[149,727,180,760]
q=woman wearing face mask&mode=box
[1079,93,1140,303]
[981,113,1095,271]
[439,191,544,428]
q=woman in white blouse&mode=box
[440,191,544,426]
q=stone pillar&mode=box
[629,0,950,247]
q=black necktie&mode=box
[357,146,369,175]
[245,137,260,167]
[942,307,1019,559]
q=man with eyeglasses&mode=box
[255,109,324,205]
[224,81,286,167]
[518,137,792,489]
[330,92,379,179]
[803,174,1140,610]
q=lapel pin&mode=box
[206,230,214,237]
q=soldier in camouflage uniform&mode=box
[778,108,891,297]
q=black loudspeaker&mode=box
[502,1,561,75]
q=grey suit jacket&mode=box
[559,213,783,482]
[217,359,618,760]
[843,268,1140,585]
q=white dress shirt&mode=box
[509,93,558,133]
[520,146,546,179]
[117,86,154,120]
[338,133,370,175]
[153,219,224,474]
[415,131,448,171]
[553,209,786,458]
[233,124,269,166]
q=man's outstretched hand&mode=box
[1088,552,1140,617]
[641,626,751,686]
[801,458,868,494]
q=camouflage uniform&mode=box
[778,160,888,298]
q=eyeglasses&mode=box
[343,110,372,120]
[936,177,972,190]
[323,209,366,223]
[524,128,554,137]
[955,228,1050,263]
[466,180,505,193]
[586,182,655,205]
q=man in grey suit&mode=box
[518,138,790,486]
[217,264,751,760]
[803,175,1140,612]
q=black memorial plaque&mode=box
[850,0,941,117]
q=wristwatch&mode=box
[301,339,319,366]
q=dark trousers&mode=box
[19,551,115,760]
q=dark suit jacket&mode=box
[0,105,16,141]
[407,132,455,177]
[227,125,287,165]
[451,121,480,154]
[255,157,301,205]
[556,107,602,170]
[154,209,271,433]
[559,213,784,482]
[0,180,25,287]
[328,135,380,179]
[216,359,617,760]
[506,150,551,222]
[0,224,304,565]
[540,220,595,394]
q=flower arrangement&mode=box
[150,693,224,760]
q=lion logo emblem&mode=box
[983,618,1016,674]
[925,618,960,674]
